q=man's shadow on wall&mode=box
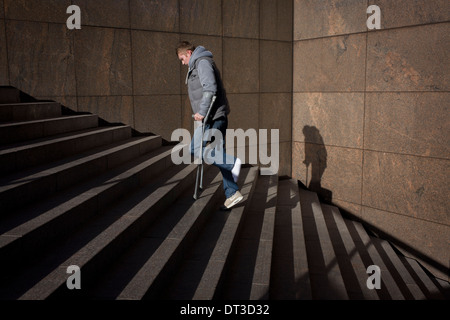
[299,126,333,203]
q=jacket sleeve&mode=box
[197,59,217,116]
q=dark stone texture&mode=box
[223,38,259,94]
[368,0,450,29]
[131,0,179,32]
[74,0,130,28]
[4,0,70,23]
[74,26,132,96]
[6,20,76,97]
[362,151,449,225]
[293,92,364,149]
[132,30,180,95]
[365,92,450,158]
[293,34,366,92]
[180,0,221,36]
[261,0,293,41]
[223,0,259,38]
[294,0,367,40]
[367,23,449,92]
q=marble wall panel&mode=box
[365,92,450,159]
[260,40,292,93]
[74,26,132,96]
[6,20,76,97]
[368,0,450,29]
[361,205,450,281]
[260,93,291,143]
[366,23,450,92]
[292,142,363,204]
[74,0,130,28]
[132,31,180,95]
[4,0,70,23]
[260,0,293,41]
[227,93,259,135]
[180,0,222,36]
[293,33,366,92]
[223,0,259,38]
[362,151,450,225]
[134,95,182,141]
[294,0,368,40]
[0,19,8,85]
[130,0,179,32]
[223,38,259,94]
[293,93,364,149]
[77,96,134,127]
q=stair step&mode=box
[0,125,132,175]
[270,179,312,299]
[0,145,174,275]
[348,220,405,299]
[0,114,99,144]
[160,166,259,300]
[402,256,446,299]
[89,166,222,300]
[0,135,162,213]
[321,204,379,300]
[299,188,349,299]
[12,163,198,300]
[0,102,62,122]
[221,174,278,300]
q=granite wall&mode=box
[1,0,448,280]
[292,0,449,280]
[0,0,293,176]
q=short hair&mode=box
[176,41,196,55]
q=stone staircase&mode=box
[0,86,448,300]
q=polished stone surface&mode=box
[78,96,134,126]
[4,0,70,23]
[365,92,450,159]
[223,0,259,38]
[367,23,449,92]
[74,26,132,96]
[223,38,260,94]
[132,30,180,95]
[131,0,179,32]
[362,151,449,225]
[134,95,182,141]
[180,0,222,36]
[75,0,130,28]
[368,0,450,29]
[293,34,366,92]
[6,20,76,97]
[293,92,364,149]
[0,19,8,85]
[261,0,293,41]
[260,93,291,143]
[260,40,292,93]
[294,0,367,40]
[292,142,363,204]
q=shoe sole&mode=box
[226,195,244,209]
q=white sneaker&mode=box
[224,191,244,209]
[231,158,241,183]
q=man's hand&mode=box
[194,113,205,121]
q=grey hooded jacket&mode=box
[186,46,230,121]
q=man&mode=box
[176,41,243,210]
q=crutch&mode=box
[193,95,216,200]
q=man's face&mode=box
[178,50,192,66]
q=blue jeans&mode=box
[190,117,239,199]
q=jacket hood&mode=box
[189,46,213,70]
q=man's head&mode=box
[176,41,195,66]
